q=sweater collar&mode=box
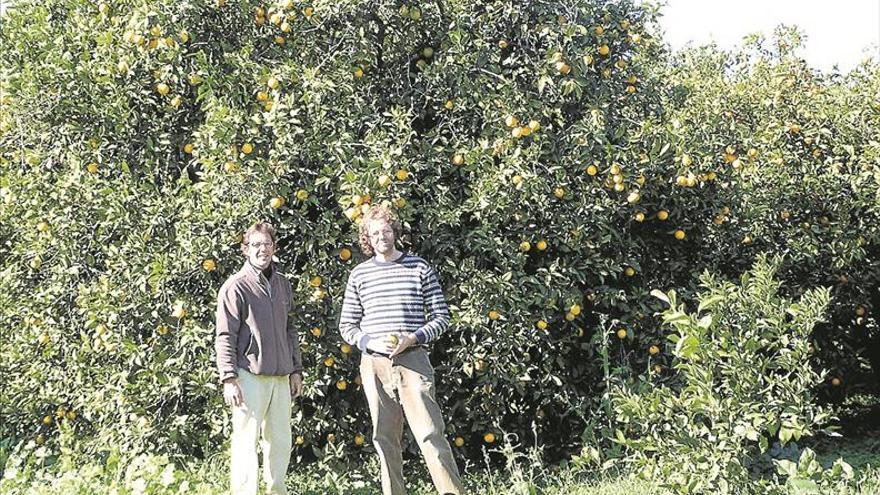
[371,251,407,266]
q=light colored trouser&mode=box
[360,348,464,495]
[231,368,292,495]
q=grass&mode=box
[1,454,661,495]
[3,395,879,495]
[3,451,879,495]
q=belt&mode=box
[365,345,423,359]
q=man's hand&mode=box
[223,378,243,408]
[289,372,303,399]
[389,333,418,358]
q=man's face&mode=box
[246,231,275,270]
[367,219,395,256]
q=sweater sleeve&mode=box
[339,271,371,352]
[414,263,451,344]
[286,279,304,374]
[215,282,242,383]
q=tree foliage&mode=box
[1,0,878,471]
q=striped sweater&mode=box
[338,252,451,353]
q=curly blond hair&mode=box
[359,205,402,257]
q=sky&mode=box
[657,0,880,73]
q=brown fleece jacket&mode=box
[214,262,303,383]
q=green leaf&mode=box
[676,334,700,359]
[774,459,798,477]
[788,478,820,494]
[663,312,691,326]
[650,289,670,306]
[779,427,793,444]
[697,293,724,313]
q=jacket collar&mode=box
[243,261,275,281]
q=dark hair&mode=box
[358,205,401,257]
[240,222,277,256]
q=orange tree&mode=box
[611,255,836,493]
[1,0,878,472]
[654,28,880,401]
[0,0,669,466]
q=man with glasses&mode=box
[215,221,304,495]
[339,206,464,495]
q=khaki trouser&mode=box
[231,368,292,495]
[360,347,464,495]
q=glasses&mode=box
[248,241,275,249]
[369,229,394,239]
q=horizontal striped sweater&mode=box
[338,252,451,353]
